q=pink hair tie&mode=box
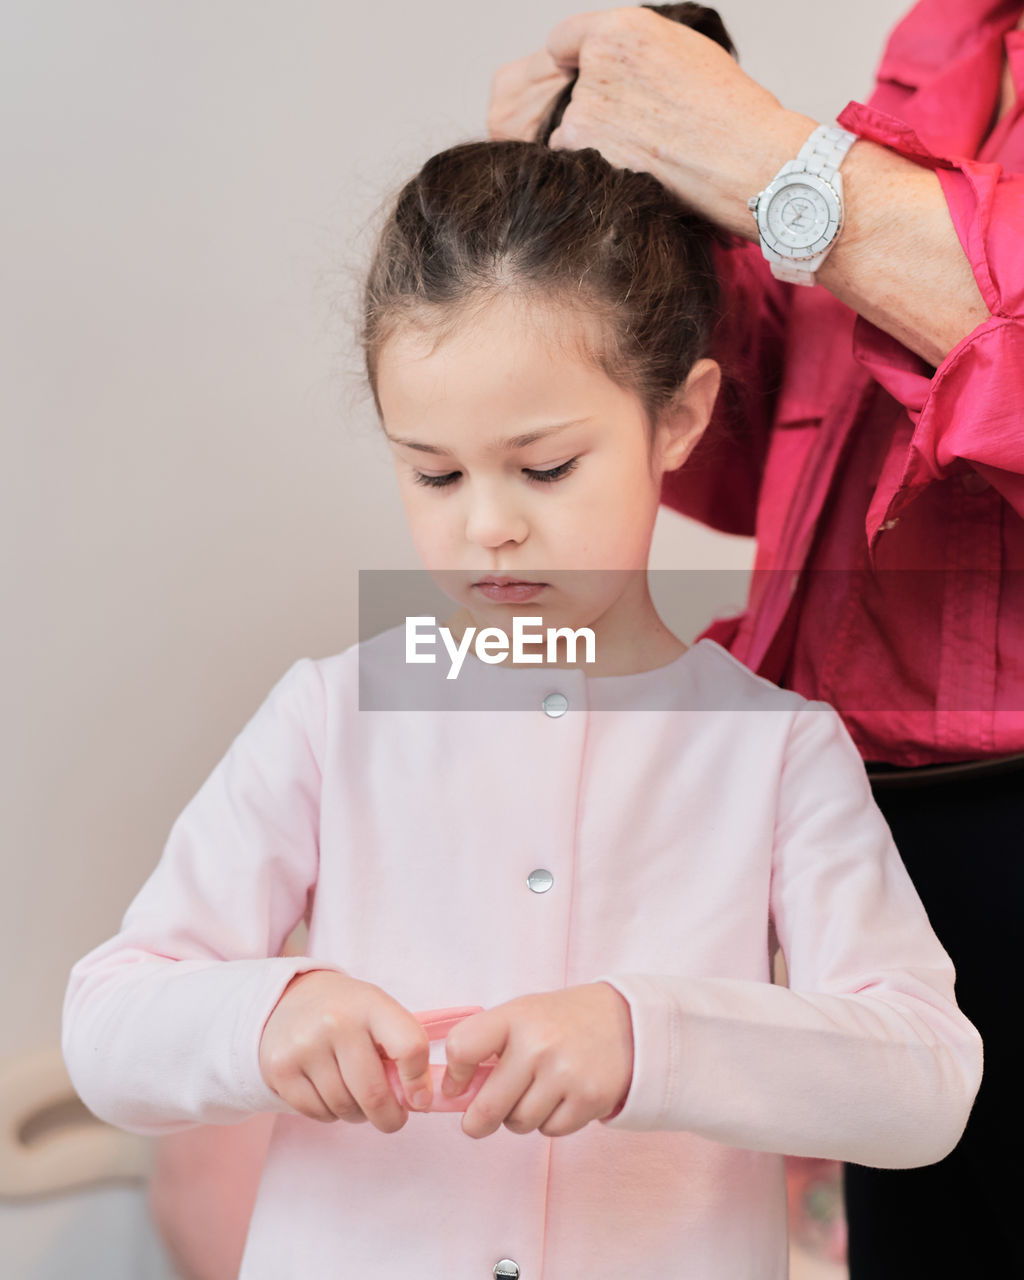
[383,1006,496,1113]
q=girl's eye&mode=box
[412,470,461,488]
[523,457,579,484]
[412,458,579,488]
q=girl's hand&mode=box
[442,983,635,1139]
[258,970,432,1132]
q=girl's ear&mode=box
[655,358,722,473]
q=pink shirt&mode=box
[62,631,981,1278]
[665,0,1024,765]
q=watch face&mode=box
[759,175,840,259]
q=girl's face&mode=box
[377,293,719,644]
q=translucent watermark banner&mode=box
[355,568,1022,715]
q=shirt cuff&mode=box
[594,973,680,1131]
[835,101,1024,531]
[234,956,348,1115]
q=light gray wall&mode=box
[1,1,906,1274]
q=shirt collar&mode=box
[872,1,1024,157]
[877,1,1024,89]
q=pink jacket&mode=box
[667,0,1024,765]
[62,631,982,1279]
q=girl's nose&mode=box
[463,484,529,550]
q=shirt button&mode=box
[494,1262,520,1279]
[526,869,554,894]
[542,692,569,718]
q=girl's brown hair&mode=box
[362,5,734,424]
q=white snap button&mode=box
[527,868,554,894]
[542,692,568,718]
[494,1261,520,1279]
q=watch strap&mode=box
[795,123,857,187]
[755,123,858,285]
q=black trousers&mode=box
[843,761,1024,1278]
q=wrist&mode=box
[716,110,822,241]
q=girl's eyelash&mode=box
[411,458,580,489]
[525,457,579,483]
[412,470,461,489]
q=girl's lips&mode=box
[473,580,547,603]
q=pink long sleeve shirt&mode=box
[62,630,981,1279]
[666,0,1024,765]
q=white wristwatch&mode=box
[747,123,858,285]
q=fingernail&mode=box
[442,1075,460,1098]
[411,1089,431,1111]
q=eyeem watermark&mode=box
[406,616,596,680]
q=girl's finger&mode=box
[501,1080,567,1136]
[342,1038,409,1133]
[280,1070,342,1124]
[443,1008,509,1097]
[262,1046,342,1123]
[538,1097,589,1139]
[459,1056,533,1140]
[366,1002,432,1111]
[303,1048,365,1123]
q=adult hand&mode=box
[442,983,635,1139]
[488,6,990,363]
[489,7,815,239]
[488,47,573,142]
[258,970,432,1131]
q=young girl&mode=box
[62,10,981,1278]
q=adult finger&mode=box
[487,48,571,141]
[490,47,565,97]
[545,9,610,71]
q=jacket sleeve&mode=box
[61,658,344,1136]
[600,703,983,1168]
[835,100,1024,535]
[658,236,790,537]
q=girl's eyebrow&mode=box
[385,420,586,455]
